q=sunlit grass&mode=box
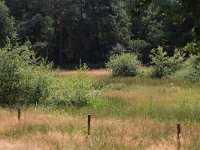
[1,71,200,149]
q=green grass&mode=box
[1,73,200,149]
[1,124,50,139]
[58,75,200,122]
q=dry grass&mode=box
[1,70,200,149]
[58,69,110,76]
[1,108,200,149]
[0,109,160,149]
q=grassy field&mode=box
[1,70,200,149]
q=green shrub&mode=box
[182,42,200,55]
[68,68,96,106]
[175,54,200,80]
[0,44,54,106]
[150,46,184,78]
[106,53,141,77]
[50,63,97,107]
[22,65,55,105]
[0,44,98,107]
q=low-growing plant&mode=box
[0,43,98,107]
[175,54,200,80]
[50,63,97,107]
[182,42,200,55]
[106,53,141,77]
[69,67,96,106]
[150,46,184,78]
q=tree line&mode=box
[0,0,199,67]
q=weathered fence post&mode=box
[88,113,91,135]
[177,123,181,139]
[18,108,21,124]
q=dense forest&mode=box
[0,0,199,67]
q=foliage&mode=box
[19,14,54,43]
[52,63,97,107]
[4,0,132,66]
[130,0,194,63]
[182,42,200,55]
[175,54,200,80]
[113,1,132,47]
[0,1,15,47]
[0,44,97,107]
[128,40,151,63]
[110,43,126,56]
[68,66,96,106]
[0,43,54,106]
[2,75,200,149]
[0,0,198,66]
[179,0,200,40]
[146,19,165,46]
[106,53,141,77]
[150,46,184,78]
[31,42,50,58]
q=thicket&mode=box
[106,52,141,77]
[175,54,200,81]
[150,46,184,78]
[0,44,96,107]
[51,63,96,107]
[148,44,200,81]
[0,44,53,106]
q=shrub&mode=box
[0,44,54,106]
[182,42,200,55]
[50,63,97,107]
[106,53,141,76]
[150,46,184,78]
[68,67,96,106]
[0,44,98,107]
[175,54,200,80]
[22,64,54,105]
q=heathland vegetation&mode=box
[1,0,200,149]
[1,72,200,149]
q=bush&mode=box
[0,44,54,106]
[49,63,97,107]
[0,44,98,107]
[175,54,200,80]
[150,46,184,78]
[182,42,200,55]
[106,53,141,76]
[68,66,96,106]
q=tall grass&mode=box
[1,73,200,149]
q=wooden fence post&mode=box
[18,108,21,124]
[88,113,91,135]
[177,123,181,139]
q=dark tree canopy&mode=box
[0,1,15,47]
[0,0,199,67]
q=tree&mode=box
[0,1,15,47]
[2,0,196,67]
[130,0,194,63]
[179,0,200,41]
